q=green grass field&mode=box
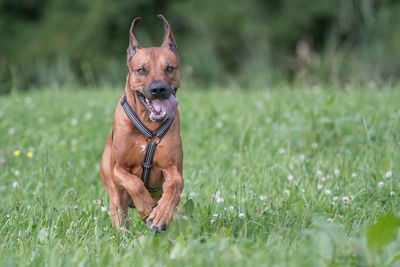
[1,86,399,266]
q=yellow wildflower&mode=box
[27,152,33,158]
[13,150,21,157]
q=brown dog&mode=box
[100,15,183,233]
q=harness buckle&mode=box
[142,162,152,169]
[149,135,161,144]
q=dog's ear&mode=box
[127,17,143,65]
[158,14,178,58]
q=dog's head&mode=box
[126,15,180,122]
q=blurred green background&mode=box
[0,0,399,93]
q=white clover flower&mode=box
[70,118,78,126]
[334,169,340,177]
[332,202,336,206]
[333,196,339,201]
[12,181,19,189]
[24,97,32,105]
[316,170,322,177]
[385,171,393,179]
[351,173,357,178]
[216,197,224,203]
[84,112,93,121]
[317,184,323,190]
[321,177,326,183]
[259,195,267,201]
[238,213,245,219]
[287,175,294,181]
[327,218,333,223]
[8,128,15,135]
[216,121,223,128]
[324,189,332,195]
[342,196,350,204]
[38,117,46,124]
[278,148,286,154]
[390,191,396,196]
[101,206,107,213]
[299,154,305,162]
[377,181,384,188]
[229,206,235,211]
[312,143,318,149]
[14,170,20,176]
[284,189,290,196]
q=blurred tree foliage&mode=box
[0,0,399,92]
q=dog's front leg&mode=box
[112,163,155,221]
[146,166,183,232]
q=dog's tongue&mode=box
[151,95,179,118]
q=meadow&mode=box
[0,85,399,266]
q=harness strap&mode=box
[120,94,175,192]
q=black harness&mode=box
[119,94,175,192]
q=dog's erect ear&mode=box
[158,14,178,57]
[127,17,143,65]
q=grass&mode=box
[0,85,399,266]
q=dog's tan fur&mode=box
[100,15,183,232]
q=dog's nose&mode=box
[148,82,170,99]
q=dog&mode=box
[100,15,183,233]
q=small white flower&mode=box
[317,184,323,190]
[390,191,396,196]
[12,181,19,189]
[14,170,20,176]
[8,128,15,135]
[377,181,384,188]
[385,171,393,179]
[312,143,318,149]
[24,97,32,105]
[316,170,322,177]
[70,118,78,126]
[229,206,235,211]
[284,189,290,196]
[324,189,332,195]
[333,196,339,201]
[212,213,218,218]
[299,154,305,162]
[189,192,196,197]
[27,205,31,210]
[216,197,224,203]
[84,112,93,121]
[210,219,216,224]
[287,175,294,181]
[327,218,333,223]
[321,177,326,183]
[278,148,285,154]
[342,196,350,204]
[332,202,336,206]
[101,206,107,213]
[301,189,305,193]
[334,169,340,177]
[351,173,357,178]
[6,214,10,219]
[238,213,245,219]
[216,121,223,128]
[38,117,46,124]
[259,195,267,201]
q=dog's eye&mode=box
[135,68,146,75]
[166,66,176,73]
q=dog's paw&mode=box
[145,203,173,233]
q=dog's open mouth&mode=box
[137,91,179,122]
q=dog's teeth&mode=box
[162,111,166,116]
